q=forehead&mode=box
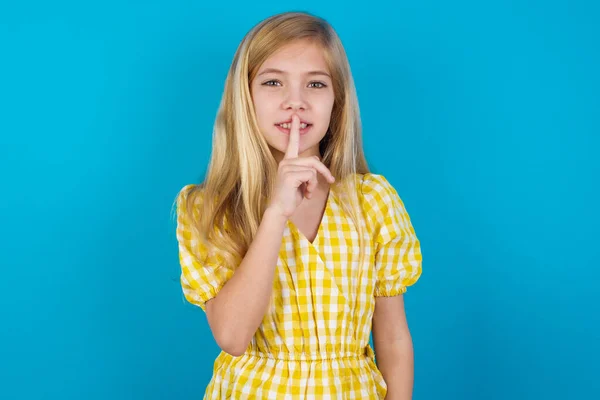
[259,39,329,74]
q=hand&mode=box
[267,114,335,219]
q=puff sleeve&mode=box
[175,184,234,312]
[362,174,423,297]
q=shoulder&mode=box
[175,184,207,229]
[359,173,403,211]
[360,173,395,196]
[177,184,199,202]
[176,184,206,211]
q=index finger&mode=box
[283,114,300,160]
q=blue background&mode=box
[1,1,598,399]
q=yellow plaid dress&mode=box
[176,173,422,399]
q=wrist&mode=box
[264,205,289,225]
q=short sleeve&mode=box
[361,174,423,297]
[175,184,234,312]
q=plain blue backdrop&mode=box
[1,1,598,399]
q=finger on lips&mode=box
[281,114,335,183]
[283,114,300,160]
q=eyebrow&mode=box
[257,68,331,78]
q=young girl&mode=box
[175,11,423,399]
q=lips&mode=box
[275,122,312,130]
[275,123,312,135]
[275,117,311,125]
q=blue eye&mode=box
[262,80,327,88]
[263,80,281,86]
[309,82,327,88]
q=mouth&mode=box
[274,120,313,135]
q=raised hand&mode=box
[267,114,335,219]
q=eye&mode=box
[262,80,281,87]
[308,81,327,89]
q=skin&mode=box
[249,38,415,399]
[250,38,334,167]
[373,295,415,400]
[204,44,336,356]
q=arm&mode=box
[372,295,415,400]
[205,207,288,357]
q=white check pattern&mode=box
[176,173,422,399]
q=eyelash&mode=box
[262,80,327,89]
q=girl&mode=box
[175,11,423,399]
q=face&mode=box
[250,39,335,164]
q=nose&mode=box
[281,86,307,111]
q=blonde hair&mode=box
[176,11,370,270]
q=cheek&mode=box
[253,93,278,123]
[251,99,266,126]
[315,96,335,123]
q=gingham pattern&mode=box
[176,173,422,399]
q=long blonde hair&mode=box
[176,11,370,270]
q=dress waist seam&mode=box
[242,345,375,362]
